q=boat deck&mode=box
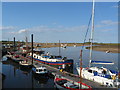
[20,56,118,90]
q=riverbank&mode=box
[2,41,119,53]
[37,43,83,48]
[36,43,119,53]
[86,44,119,53]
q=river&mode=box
[1,46,119,88]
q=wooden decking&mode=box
[20,56,118,90]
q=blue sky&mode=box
[2,2,118,43]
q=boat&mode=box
[77,65,120,87]
[27,50,73,68]
[73,44,77,47]
[19,60,32,68]
[32,64,48,75]
[11,54,23,63]
[54,75,92,90]
[6,52,14,60]
[61,44,67,48]
[76,0,120,88]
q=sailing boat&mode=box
[76,0,120,88]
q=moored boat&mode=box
[11,55,23,63]
[27,50,73,68]
[54,76,92,90]
[6,52,14,60]
[19,60,32,68]
[77,65,120,87]
[32,64,48,75]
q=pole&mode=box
[79,50,83,89]
[31,34,34,89]
[31,34,33,65]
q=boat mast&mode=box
[89,0,95,67]
[25,36,28,52]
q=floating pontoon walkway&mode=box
[20,56,118,90]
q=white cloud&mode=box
[0,26,17,30]
[9,28,28,34]
[28,25,88,33]
[18,29,27,33]
[101,29,113,32]
[101,20,118,25]
[96,20,118,28]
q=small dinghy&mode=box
[32,65,48,75]
[19,60,32,68]
[54,76,92,90]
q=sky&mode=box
[1,2,118,43]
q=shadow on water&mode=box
[2,58,55,89]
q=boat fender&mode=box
[86,67,89,69]
[60,69,63,72]
[112,75,116,80]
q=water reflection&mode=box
[2,58,54,88]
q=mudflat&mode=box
[86,44,119,53]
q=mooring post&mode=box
[31,34,33,65]
[13,37,15,52]
[31,34,34,89]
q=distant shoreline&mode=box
[38,43,119,53]
[2,41,119,53]
[86,45,119,53]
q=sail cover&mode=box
[90,60,114,65]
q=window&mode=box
[36,69,38,72]
[44,69,46,71]
[39,69,42,72]
[88,69,92,73]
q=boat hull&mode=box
[76,67,117,87]
[20,64,32,69]
[54,77,92,90]
[28,56,73,66]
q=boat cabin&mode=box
[33,50,45,55]
[32,66,47,74]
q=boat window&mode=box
[44,69,46,71]
[36,69,39,72]
[50,55,54,59]
[102,70,106,74]
[88,69,92,73]
[69,85,79,89]
[63,57,67,60]
[57,80,67,85]
[39,69,42,72]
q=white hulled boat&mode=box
[19,60,32,68]
[32,64,48,75]
[27,50,73,66]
